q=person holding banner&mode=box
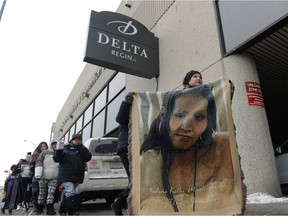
[111,69,204,215]
[182,70,203,88]
[111,92,134,215]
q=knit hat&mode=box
[71,133,82,141]
[51,140,57,145]
[182,70,202,87]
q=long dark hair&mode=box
[32,141,48,162]
[140,84,217,211]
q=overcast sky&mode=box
[0,0,121,185]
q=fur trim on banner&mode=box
[127,96,134,215]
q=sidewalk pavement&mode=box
[245,202,288,215]
[6,202,288,215]
[1,187,288,215]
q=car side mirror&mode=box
[275,147,282,154]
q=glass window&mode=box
[93,140,118,155]
[64,132,69,143]
[82,123,91,144]
[92,110,105,138]
[106,90,125,133]
[94,88,107,115]
[84,103,93,126]
[75,115,83,133]
[69,124,76,141]
[108,73,126,101]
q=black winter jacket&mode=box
[116,101,131,154]
[53,143,92,184]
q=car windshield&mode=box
[90,140,118,156]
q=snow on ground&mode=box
[247,192,288,204]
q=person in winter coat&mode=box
[16,152,34,209]
[1,164,17,214]
[111,92,133,215]
[31,141,48,211]
[53,133,92,215]
[3,165,18,200]
[34,141,59,215]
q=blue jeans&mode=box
[62,182,79,198]
[31,179,39,204]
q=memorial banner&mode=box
[128,77,245,215]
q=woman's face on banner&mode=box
[22,166,30,177]
[169,94,208,150]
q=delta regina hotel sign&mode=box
[84,11,159,79]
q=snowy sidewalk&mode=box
[245,192,288,215]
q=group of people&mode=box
[1,133,91,215]
[1,142,49,215]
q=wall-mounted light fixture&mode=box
[125,0,131,8]
[70,115,73,119]
[85,92,89,98]
[60,128,63,132]
[125,3,131,8]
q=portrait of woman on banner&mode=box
[139,84,240,213]
[20,164,32,178]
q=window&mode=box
[69,124,76,141]
[106,90,125,133]
[108,73,126,101]
[75,116,83,133]
[62,72,126,141]
[82,123,91,144]
[64,132,69,143]
[94,141,118,155]
[84,103,93,126]
[92,110,105,138]
[94,88,107,115]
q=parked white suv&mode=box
[75,137,129,204]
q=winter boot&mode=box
[111,196,127,215]
[35,203,44,215]
[58,195,67,215]
[66,196,79,215]
[46,204,56,215]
